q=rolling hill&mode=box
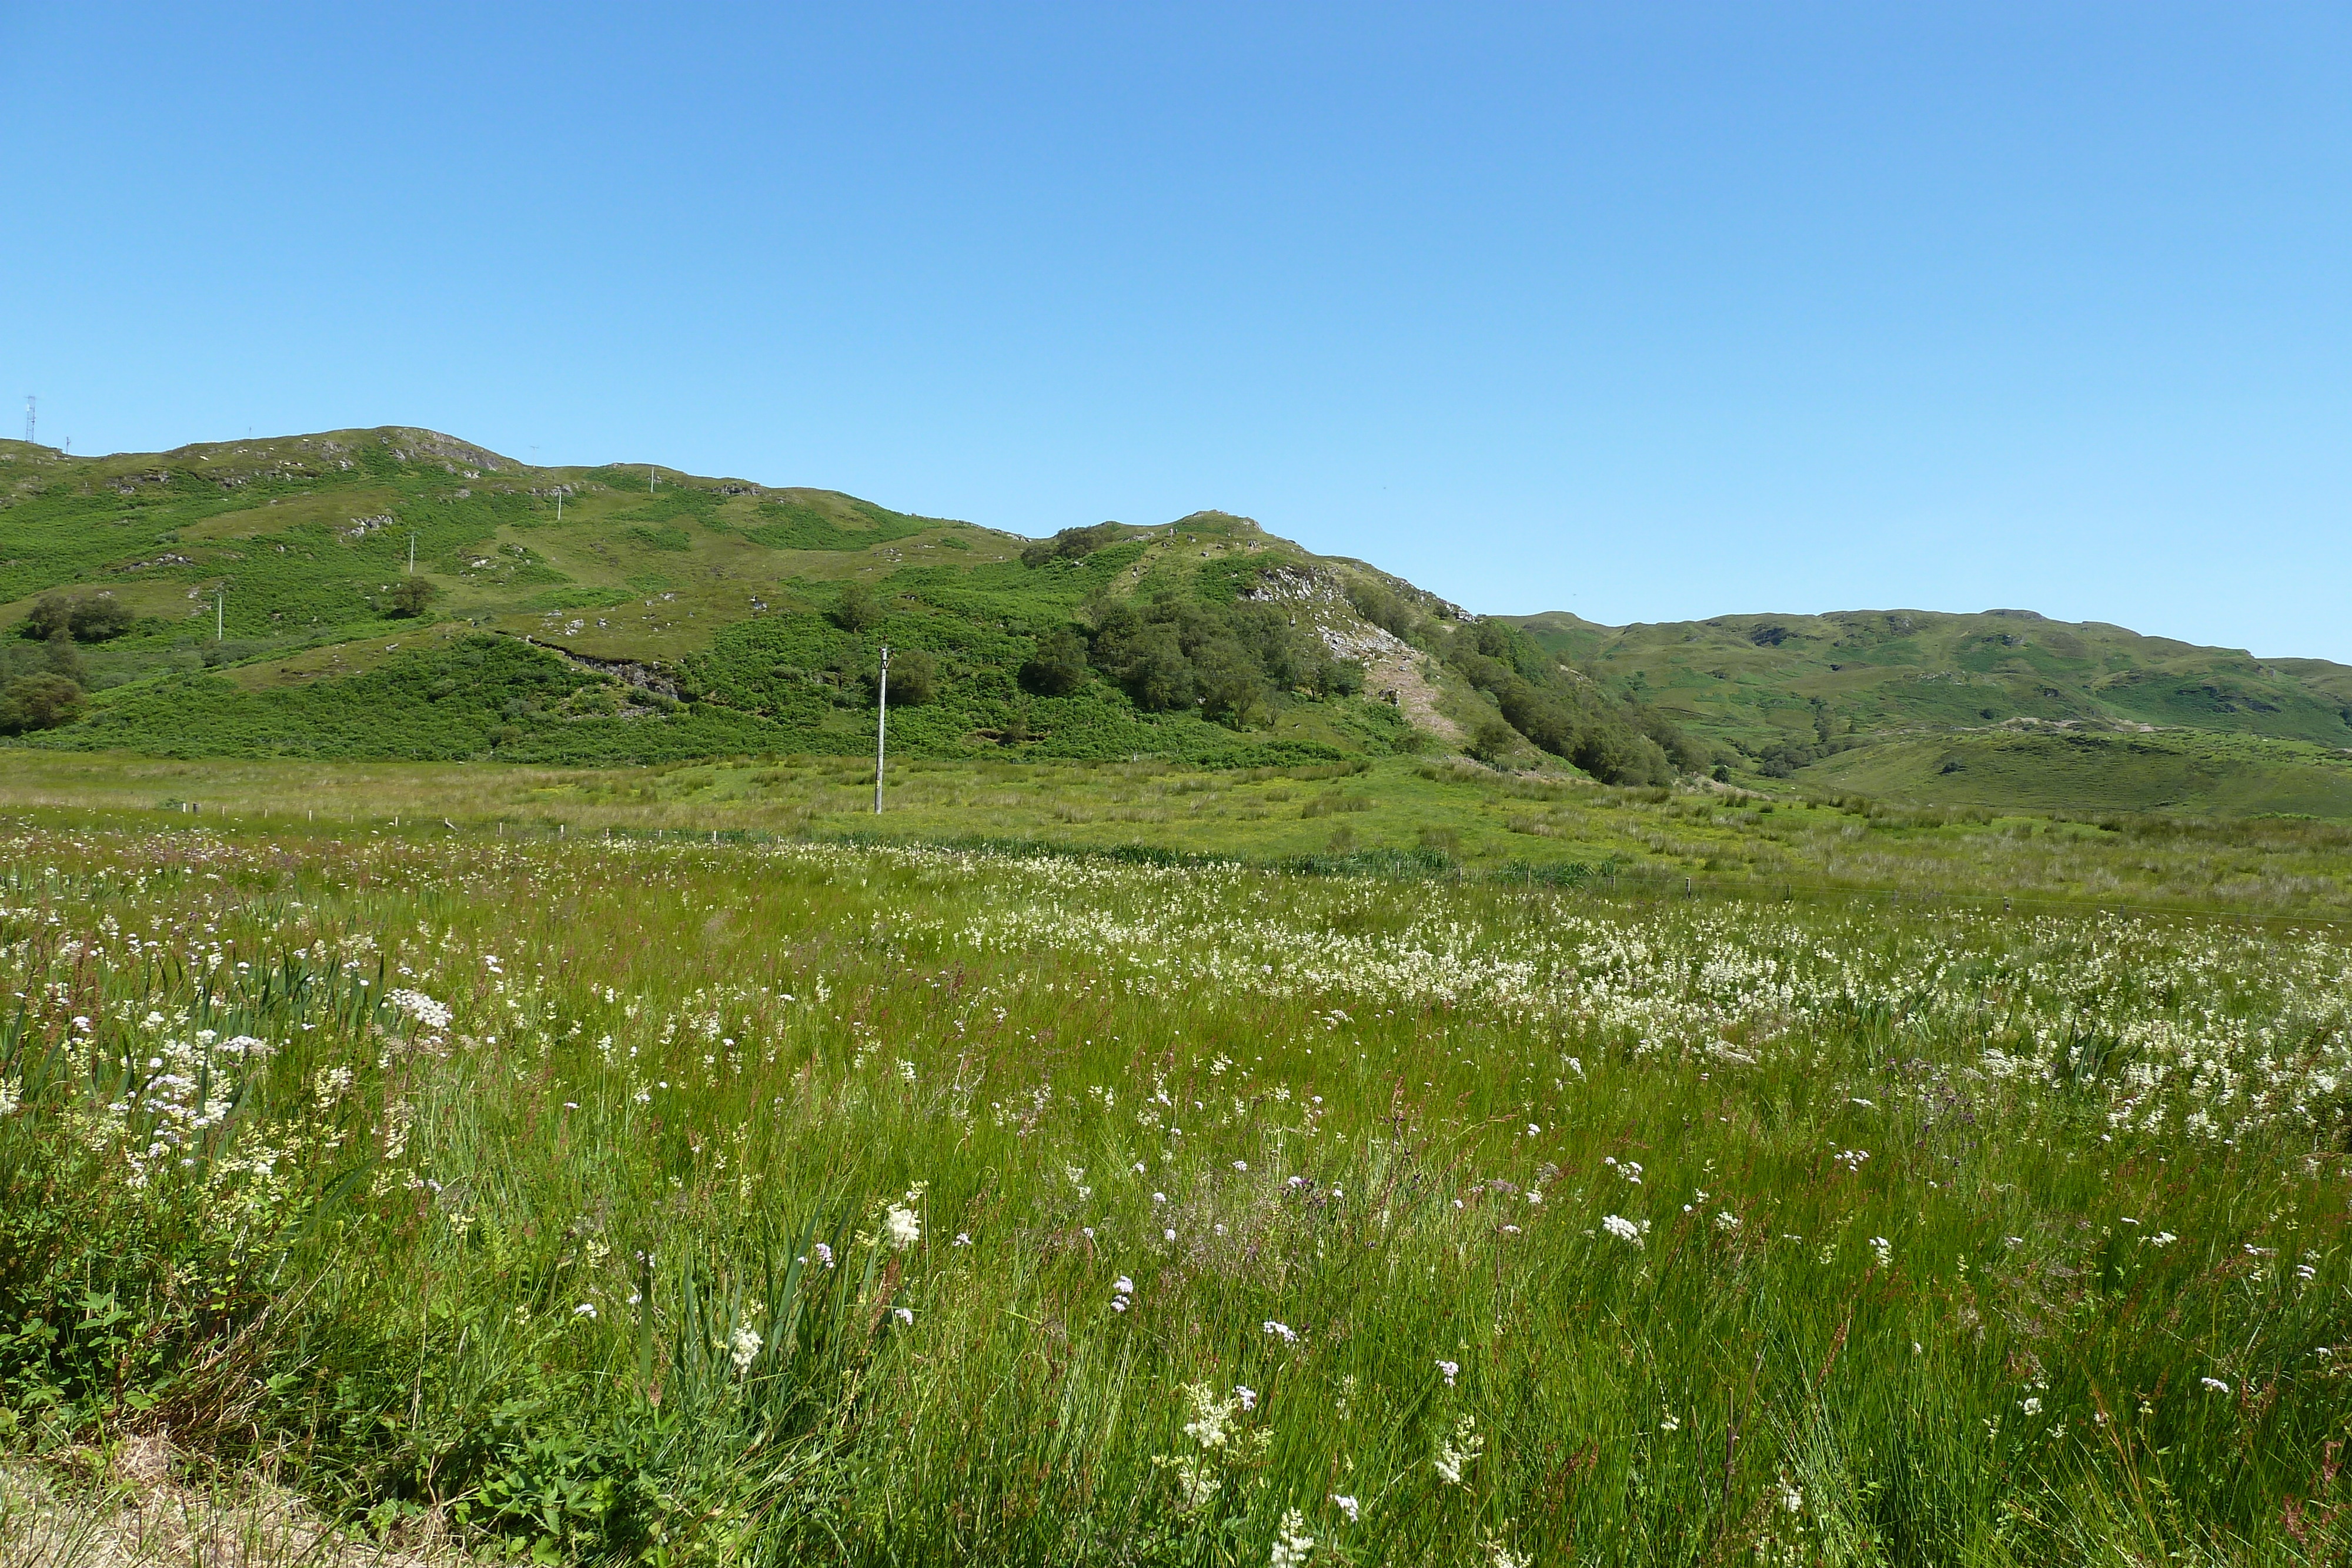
[5,426,2350,815]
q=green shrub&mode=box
[387,577,437,617]
[19,592,135,644]
[0,674,85,733]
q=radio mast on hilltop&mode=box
[22,395,32,445]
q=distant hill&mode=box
[5,427,2350,815]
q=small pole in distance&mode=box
[874,646,890,814]
[215,587,224,640]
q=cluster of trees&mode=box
[1021,597,1360,727]
[1438,620,1703,785]
[2,592,134,734]
[1020,523,1125,568]
[22,592,136,644]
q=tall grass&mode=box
[2,824,2348,1564]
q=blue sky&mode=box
[5,4,2347,657]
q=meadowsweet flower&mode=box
[2019,1396,2042,1416]
[884,1205,921,1251]
[954,1232,972,1247]
[1602,1214,1643,1246]
[1264,1320,1298,1342]
[573,1302,597,1318]
[1776,1475,1803,1514]
[1869,1236,1893,1267]
[387,988,454,1031]
[1715,1211,1741,1230]
[1434,1413,1483,1485]
[0,1078,19,1118]
[1660,1410,1681,1432]
[1483,1536,1531,1568]
[2148,1231,2179,1247]
[1269,1507,1314,1568]
[1331,1493,1360,1523]
[1182,1383,1239,1449]
[727,1323,762,1373]
[1436,1359,1458,1386]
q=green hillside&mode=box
[1504,607,2352,807]
[9,426,2351,817]
[1506,608,2352,750]
[0,427,1669,775]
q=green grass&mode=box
[1800,728,2352,819]
[2,811,2350,1564]
[9,747,2352,925]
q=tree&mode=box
[1468,715,1518,765]
[389,578,438,617]
[21,593,133,643]
[833,583,883,633]
[19,593,72,641]
[0,674,85,734]
[881,647,937,706]
[1018,628,1090,696]
[69,596,135,641]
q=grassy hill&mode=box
[1505,608,2352,748]
[0,429,1474,769]
[8,426,2352,816]
[1504,607,2352,808]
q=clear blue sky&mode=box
[6,4,2347,658]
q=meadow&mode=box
[2,783,2351,1564]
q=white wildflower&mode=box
[884,1204,921,1251]
[1331,1493,1360,1523]
[1602,1214,1643,1246]
[387,988,453,1031]
[1269,1507,1315,1568]
[1437,1359,1458,1386]
[1869,1236,1893,1268]
[1264,1320,1298,1342]
[727,1323,763,1373]
[2201,1376,2230,1393]
[1434,1413,1483,1485]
